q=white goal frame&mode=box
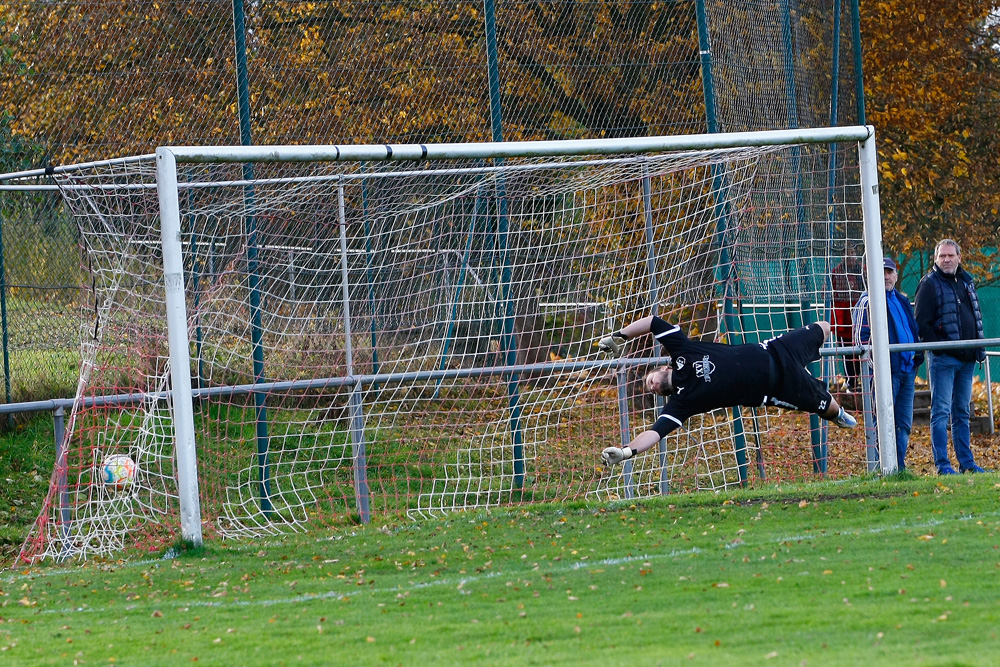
[144,125,895,546]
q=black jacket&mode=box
[914,264,985,362]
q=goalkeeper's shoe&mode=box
[597,332,628,357]
[832,407,857,429]
[601,446,634,467]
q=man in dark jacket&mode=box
[853,257,924,471]
[914,239,987,475]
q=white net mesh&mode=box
[21,139,868,561]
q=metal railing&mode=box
[6,336,998,507]
[985,351,999,435]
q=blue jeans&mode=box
[891,369,916,469]
[871,369,916,469]
[928,352,977,471]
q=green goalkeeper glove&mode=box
[601,446,634,467]
[597,332,628,357]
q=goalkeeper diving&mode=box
[597,316,857,466]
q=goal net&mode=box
[20,128,882,561]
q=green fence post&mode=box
[232,0,272,515]
[0,208,10,414]
[850,0,867,125]
[697,0,753,486]
[360,167,380,386]
[483,0,525,489]
[818,0,845,474]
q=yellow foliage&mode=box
[863,0,1000,283]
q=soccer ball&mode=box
[99,454,136,490]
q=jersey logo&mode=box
[674,356,686,370]
[694,355,715,382]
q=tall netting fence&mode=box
[0,1,862,403]
[16,138,869,561]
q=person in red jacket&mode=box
[831,255,864,391]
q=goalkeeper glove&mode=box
[601,446,634,467]
[597,332,629,357]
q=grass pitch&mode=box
[3,474,1000,665]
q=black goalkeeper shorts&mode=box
[761,322,833,415]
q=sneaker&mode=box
[832,407,857,429]
[938,466,958,476]
[961,464,987,474]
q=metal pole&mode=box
[188,189,204,393]
[830,0,842,129]
[0,207,11,415]
[858,131,896,472]
[53,406,70,549]
[338,183,371,522]
[779,0,828,471]
[483,0,524,489]
[986,354,995,435]
[861,354,878,471]
[496,182,525,489]
[642,168,670,496]
[232,0,253,149]
[820,0,844,472]
[695,0,718,134]
[245,189,272,516]
[850,0,867,124]
[696,3,754,484]
[162,126,874,165]
[483,0,504,143]
[617,366,634,499]
[232,0,271,515]
[360,167,380,383]
[435,188,482,398]
[155,148,203,546]
[780,0,800,130]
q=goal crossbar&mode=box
[158,126,873,165]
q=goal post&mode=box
[857,133,895,471]
[156,148,203,547]
[155,125,894,546]
[15,125,897,561]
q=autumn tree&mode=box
[862,0,1000,284]
[1,1,708,162]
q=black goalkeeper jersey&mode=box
[649,316,774,437]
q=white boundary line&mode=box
[10,506,995,616]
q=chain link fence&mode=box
[0,0,864,402]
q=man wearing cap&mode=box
[914,239,987,475]
[852,256,923,471]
